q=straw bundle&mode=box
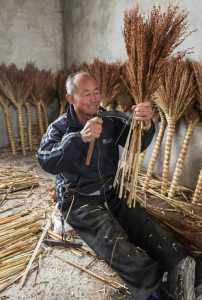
[115,5,190,206]
[0,210,42,292]
[143,109,167,190]
[168,110,199,198]
[0,167,39,206]
[155,57,195,195]
[83,58,122,109]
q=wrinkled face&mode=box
[72,75,101,118]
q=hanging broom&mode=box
[155,57,195,195]
[115,5,190,207]
[168,110,199,199]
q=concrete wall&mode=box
[0,0,63,148]
[64,0,202,189]
[0,0,64,70]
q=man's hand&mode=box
[80,117,103,143]
[132,101,154,129]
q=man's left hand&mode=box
[132,101,154,129]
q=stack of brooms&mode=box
[112,5,202,253]
[0,63,55,155]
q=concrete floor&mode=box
[0,153,124,300]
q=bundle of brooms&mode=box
[134,57,202,252]
[0,63,55,155]
[114,4,190,207]
[0,209,42,293]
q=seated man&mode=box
[37,71,196,300]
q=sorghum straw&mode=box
[116,5,190,206]
[168,110,199,198]
[155,57,195,195]
[143,109,167,191]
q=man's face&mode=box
[72,75,101,118]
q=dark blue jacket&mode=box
[37,105,155,201]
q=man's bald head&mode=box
[66,71,97,96]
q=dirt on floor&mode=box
[0,153,125,300]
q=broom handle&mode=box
[85,139,96,166]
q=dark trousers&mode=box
[61,190,187,300]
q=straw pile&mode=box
[0,167,39,206]
[0,209,42,293]
[114,5,190,207]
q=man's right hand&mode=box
[80,117,103,143]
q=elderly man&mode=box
[37,72,196,300]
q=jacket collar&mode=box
[66,104,105,129]
[66,104,83,130]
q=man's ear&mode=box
[65,94,74,104]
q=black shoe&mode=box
[167,256,196,300]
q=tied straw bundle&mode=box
[155,57,195,196]
[114,5,190,207]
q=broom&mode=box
[168,109,199,198]
[155,57,195,195]
[143,108,167,190]
[115,5,190,207]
